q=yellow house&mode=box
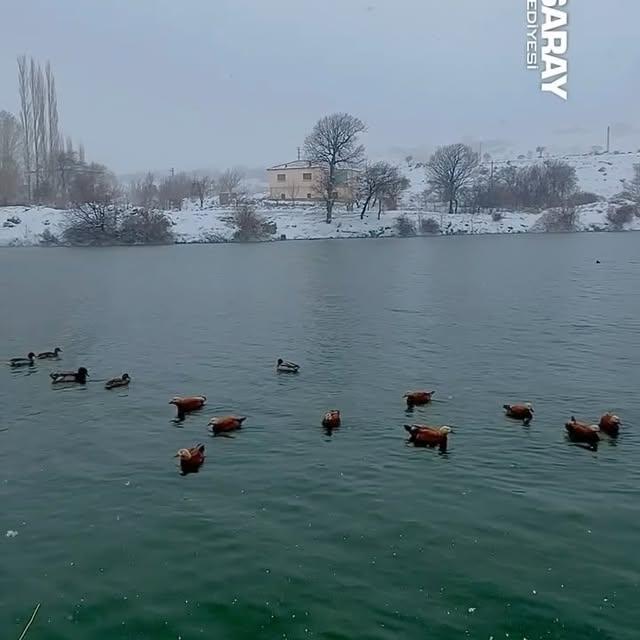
[266,160,357,202]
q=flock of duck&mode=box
[8,352,623,475]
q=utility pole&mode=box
[606,126,610,153]
[297,147,301,161]
[170,167,175,178]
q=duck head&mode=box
[175,448,192,461]
[439,426,452,435]
[54,347,62,355]
[277,358,283,365]
[28,352,36,360]
[122,373,130,380]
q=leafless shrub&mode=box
[606,205,635,230]
[419,217,440,234]
[39,227,60,245]
[395,214,417,237]
[232,203,274,241]
[119,209,174,244]
[620,163,640,207]
[567,191,600,206]
[537,206,580,232]
[64,202,121,245]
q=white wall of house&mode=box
[267,162,357,202]
[267,165,321,201]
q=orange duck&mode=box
[565,416,600,448]
[404,424,451,452]
[322,410,341,429]
[404,391,435,407]
[599,413,621,437]
[175,444,205,474]
[503,402,534,425]
[170,395,207,420]
[208,415,247,435]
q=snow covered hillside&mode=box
[1,151,638,247]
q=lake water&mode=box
[1,234,640,640]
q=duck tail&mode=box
[49,373,58,380]
[503,404,511,411]
[403,424,414,434]
[196,443,205,453]
[237,416,247,424]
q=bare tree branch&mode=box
[304,112,366,223]
[426,144,479,214]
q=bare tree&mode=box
[0,111,23,204]
[217,168,243,195]
[65,171,121,244]
[426,143,479,214]
[357,162,409,219]
[536,145,546,158]
[130,172,158,208]
[45,61,61,191]
[17,56,32,200]
[157,172,191,209]
[379,168,410,216]
[191,174,212,208]
[29,59,46,192]
[304,112,366,223]
[69,163,116,204]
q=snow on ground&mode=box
[1,151,639,247]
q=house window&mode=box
[302,173,312,181]
[277,173,286,182]
[280,193,286,200]
[306,193,312,199]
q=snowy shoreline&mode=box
[1,151,639,247]
[1,202,638,249]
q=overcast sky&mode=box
[1,0,638,174]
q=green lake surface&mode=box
[1,234,639,639]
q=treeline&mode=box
[471,159,595,210]
[417,142,595,214]
[127,168,244,210]
[0,56,115,208]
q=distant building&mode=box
[266,160,357,202]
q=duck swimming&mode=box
[322,410,341,429]
[37,347,62,359]
[9,352,35,367]
[598,413,621,437]
[105,373,130,390]
[50,367,89,384]
[503,402,534,425]
[565,416,599,448]
[404,424,451,452]
[208,415,247,435]
[404,391,435,407]
[277,358,300,373]
[170,396,207,421]
[175,444,205,475]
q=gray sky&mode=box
[1,0,638,174]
